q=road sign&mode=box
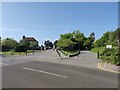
[106,45,112,49]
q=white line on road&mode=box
[0,63,8,66]
[23,67,68,78]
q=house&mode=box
[22,35,38,43]
[22,35,39,50]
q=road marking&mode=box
[0,63,8,66]
[23,67,68,78]
[97,63,120,73]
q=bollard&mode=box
[26,51,27,55]
[97,52,99,58]
[33,50,34,54]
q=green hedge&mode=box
[91,47,120,66]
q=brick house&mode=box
[23,36,38,43]
[22,35,39,50]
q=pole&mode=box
[79,42,80,54]
[97,51,99,59]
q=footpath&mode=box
[55,50,120,73]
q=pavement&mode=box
[56,50,120,73]
[98,62,120,73]
[1,50,119,88]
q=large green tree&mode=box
[2,38,18,51]
[94,28,119,47]
[84,32,95,50]
[56,30,87,50]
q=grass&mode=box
[60,49,79,56]
[91,47,106,53]
[1,50,35,56]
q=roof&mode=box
[23,37,37,42]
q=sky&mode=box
[2,2,118,45]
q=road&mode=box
[1,50,118,88]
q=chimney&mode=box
[23,35,25,39]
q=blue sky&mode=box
[2,2,118,45]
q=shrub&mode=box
[100,47,119,65]
[91,47,120,66]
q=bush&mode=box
[100,48,119,65]
[91,47,120,66]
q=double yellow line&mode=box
[97,63,120,73]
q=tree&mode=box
[94,28,119,47]
[84,32,95,50]
[83,38,92,50]
[2,38,18,51]
[72,30,87,50]
[19,39,30,49]
[30,41,39,49]
[57,32,75,49]
[53,40,58,49]
[44,40,53,49]
[56,30,87,50]
[89,32,95,42]
[56,38,75,48]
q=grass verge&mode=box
[60,49,79,56]
[1,50,36,56]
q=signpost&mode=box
[106,45,112,49]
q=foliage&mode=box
[100,48,120,65]
[53,40,58,49]
[91,28,120,66]
[30,41,39,49]
[56,30,95,50]
[19,39,30,48]
[1,50,35,56]
[44,40,53,49]
[94,28,120,47]
[19,39,40,50]
[91,47,120,66]
[15,46,27,52]
[60,49,79,56]
[56,38,75,48]
[2,38,19,51]
[91,47,106,53]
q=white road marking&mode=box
[23,67,68,78]
[0,63,8,66]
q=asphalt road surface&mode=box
[1,50,118,88]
